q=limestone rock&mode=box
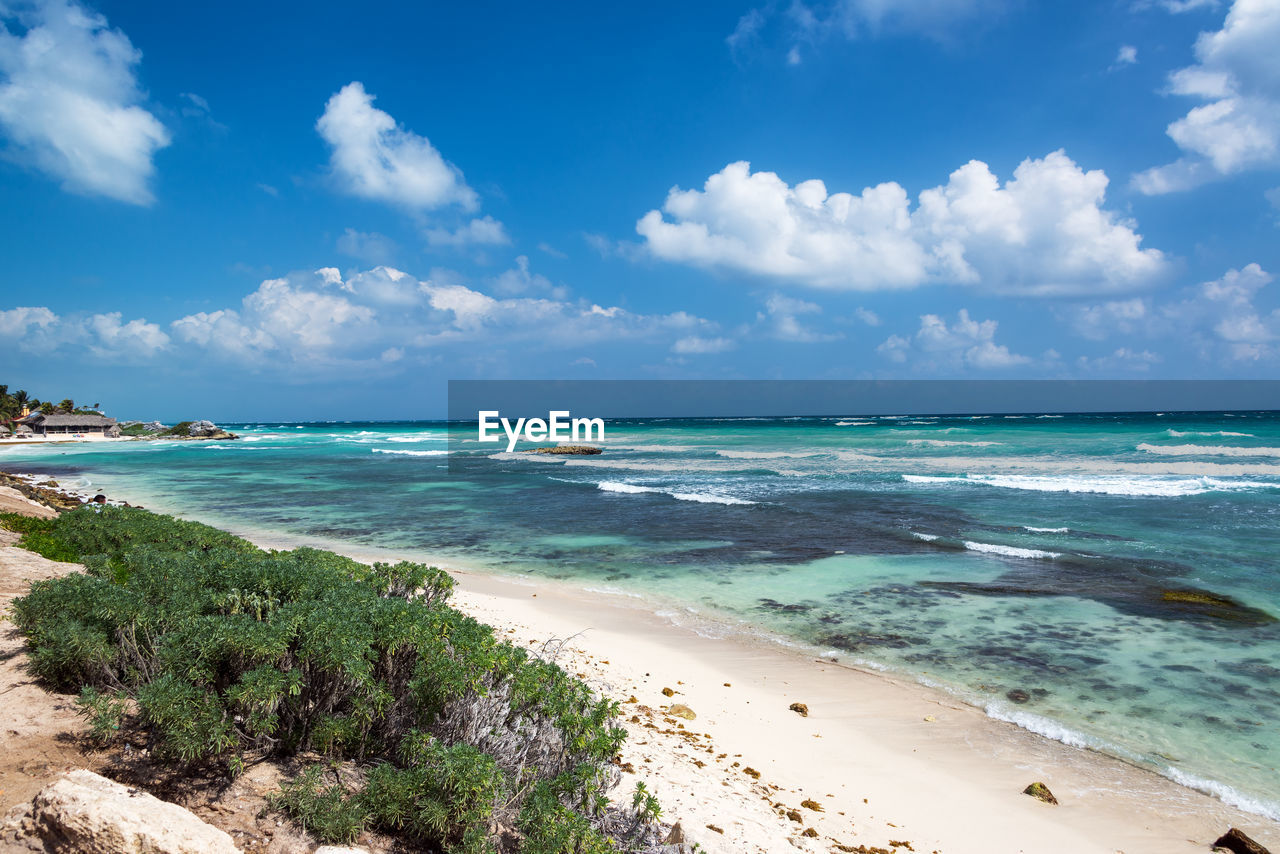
[1212,828,1271,854]
[10,769,240,853]
[520,445,602,455]
[789,702,809,717]
[1022,781,1058,805]
[667,703,696,720]
[314,848,372,854]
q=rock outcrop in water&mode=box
[520,445,602,455]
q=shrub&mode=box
[10,506,658,852]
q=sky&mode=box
[1,0,1279,419]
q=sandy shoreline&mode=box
[2,468,1278,852]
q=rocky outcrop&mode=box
[1213,828,1272,854]
[2,769,240,853]
[520,445,602,455]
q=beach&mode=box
[2,469,1277,854]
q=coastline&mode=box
[2,464,1278,852]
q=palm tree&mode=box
[39,402,54,415]
[14,390,29,408]
[58,398,74,413]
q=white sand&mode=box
[444,568,1278,854]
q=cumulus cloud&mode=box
[877,309,1031,370]
[425,215,510,248]
[1064,263,1279,363]
[1,305,168,361]
[672,335,736,354]
[0,0,169,204]
[166,263,715,372]
[638,151,1167,296]
[1133,0,1280,193]
[317,82,477,210]
[754,294,840,342]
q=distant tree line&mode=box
[0,384,102,420]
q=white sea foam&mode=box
[1024,526,1069,533]
[1164,766,1280,822]
[385,435,448,443]
[1166,429,1254,438]
[910,532,939,541]
[834,420,874,426]
[715,449,821,459]
[964,541,1060,559]
[372,448,448,457]
[985,704,1100,750]
[596,481,754,505]
[904,473,1273,497]
[986,705,1280,819]
[905,439,1001,448]
[1137,442,1280,457]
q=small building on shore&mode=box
[21,412,119,438]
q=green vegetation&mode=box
[0,383,105,421]
[163,420,193,436]
[4,507,661,852]
[118,423,154,437]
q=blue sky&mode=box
[1,0,1278,419]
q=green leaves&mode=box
[11,504,661,851]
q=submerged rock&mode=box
[521,445,602,455]
[1006,689,1031,704]
[1022,781,1059,804]
[1212,828,1271,854]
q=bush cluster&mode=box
[5,507,661,852]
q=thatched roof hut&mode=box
[0,424,11,436]
[22,412,118,436]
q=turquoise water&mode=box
[3,411,1279,817]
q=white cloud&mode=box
[1265,185,1280,221]
[1066,263,1279,363]
[1076,348,1163,372]
[336,228,396,265]
[877,309,1030,369]
[793,0,1004,40]
[1171,262,1278,359]
[317,81,477,210]
[84,311,169,358]
[1,304,168,361]
[425,215,510,248]
[1142,0,1220,12]
[1060,297,1150,340]
[854,306,882,326]
[672,335,736,354]
[755,293,840,342]
[491,255,565,298]
[1133,0,1280,193]
[167,264,715,371]
[639,151,1167,296]
[0,305,57,338]
[1113,45,1139,68]
[0,0,169,204]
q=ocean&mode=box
[3,410,1278,818]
